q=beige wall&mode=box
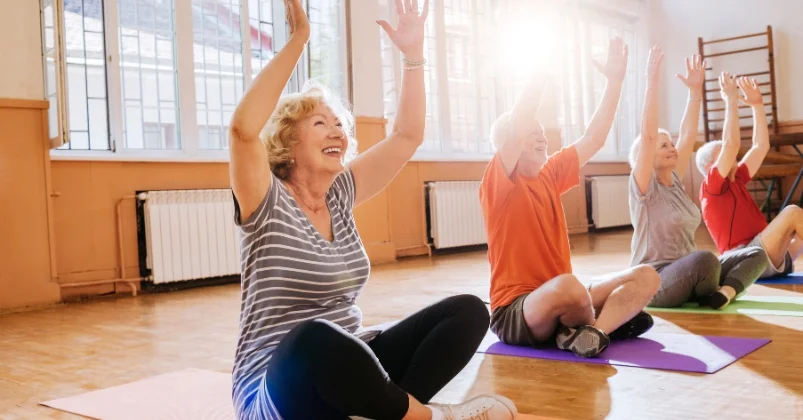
[0,1,44,99]
[649,0,803,129]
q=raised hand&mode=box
[719,72,739,102]
[738,77,764,106]
[377,0,429,61]
[284,0,310,38]
[646,46,664,86]
[676,54,706,97]
[593,37,628,83]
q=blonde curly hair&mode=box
[259,82,357,180]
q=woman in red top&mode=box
[696,76,803,279]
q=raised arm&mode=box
[573,37,628,165]
[633,46,664,195]
[672,54,705,180]
[738,77,770,177]
[348,0,429,207]
[713,72,741,178]
[228,0,309,221]
[493,75,549,176]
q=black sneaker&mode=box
[556,325,610,358]
[609,311,654,341]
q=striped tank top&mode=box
[231,169,376,419]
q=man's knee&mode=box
[549,274,592,309]
[779,205,803,227]
[632,264,661,296]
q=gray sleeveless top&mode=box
[230,169,376,416]
[629,172,701,267]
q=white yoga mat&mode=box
[41,368,234,420]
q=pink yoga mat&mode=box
[477,332,770,374]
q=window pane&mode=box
[42,0,61,141]
[308,0,347,98]
[62,0,111,150]
[192,0,244,150]
[249,0,276,77]
[118,0,180,150]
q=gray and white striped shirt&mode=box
[231,170,375,419]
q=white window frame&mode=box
[46,0,350,163]
[559,6,645,163]
[380,0,499,162]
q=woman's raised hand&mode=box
[377,0,429,61]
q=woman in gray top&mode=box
[227,1,516,419]
[628,47,767,309]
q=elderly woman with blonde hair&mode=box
[629,48,767,310]
[226,1,515,419]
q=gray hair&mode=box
[628,128,674,168]
[695,140,723,176]
[490,111,513,151]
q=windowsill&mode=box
[50,149,231,163]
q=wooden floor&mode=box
[2,228,803,419]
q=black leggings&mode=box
[263,294,490,420]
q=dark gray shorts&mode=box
[490,293,554,346]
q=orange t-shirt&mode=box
[479,146,580,310]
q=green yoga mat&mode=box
[647,296,803,317]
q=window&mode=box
[42,0,348,159]
[559,11,642,162]
[379,0,497,159]
[379,2,644,162]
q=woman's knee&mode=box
[442,294,490,334]
[780,204,803,219]
[689,251,721,274]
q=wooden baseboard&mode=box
[364,241,397,264]
[395,244,431,258]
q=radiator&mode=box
[140,189,241,284]
[426,181,487,249]
[587,175,631,229]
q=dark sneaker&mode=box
[555,325,610,358]
[609,311,654,341]
[706,290,731,310]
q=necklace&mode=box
[287,183,327,214]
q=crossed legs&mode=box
[517,265,660,356]
[759,204,803,273]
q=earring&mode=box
[290,158,295,165]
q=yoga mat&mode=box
[477,332,769,374]
[41,368,235,420]
[757,272,803,285]
[647,295,803,317]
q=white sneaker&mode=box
[429,394,518,420]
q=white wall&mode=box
[649,0,803,130]
[0,0,44,99]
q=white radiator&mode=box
[426,181,487,249]
[141,189,241,284]
[588,175,631,229]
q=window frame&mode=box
[559,7,644,163]
[47,0,351,162]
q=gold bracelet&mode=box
[403,56,426,70]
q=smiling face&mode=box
[293,103,348,175]
[653,132,678,171]
[517,122,548,174]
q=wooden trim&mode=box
[40,108,59,281]
[0,98,49,110]
[355,116,389,126]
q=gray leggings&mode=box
[649,248,768,308]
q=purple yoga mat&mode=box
[477,332,770,374]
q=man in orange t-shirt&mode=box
[480,38,660,358]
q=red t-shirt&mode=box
[700,163,768,254]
